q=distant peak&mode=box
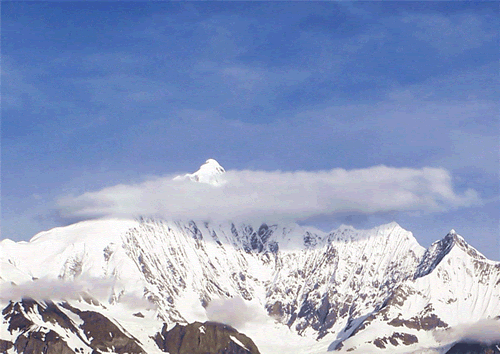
[415,229,486,279]
[335,221,402,233]
[174,159,226,186]
[195,158,226,178]
[199,159,225,173]
[337,224,355,231]
[443,229,464,245]
[328,222,420,250]
[381,221,403,230]
[204,158,223,167]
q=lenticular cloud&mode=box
[57,164,479,223]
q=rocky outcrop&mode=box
[388,313,448,330]
[154,321,260,354]
[0,339,14,352]
[2,299,262,354]
[372,332,418,348]
[13,330,75,354]
[2,300,75,354]
[76,309,145,354]
[2,299,145,354]
[445,342,500,354]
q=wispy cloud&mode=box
[434,319,500,345]
[3,1,497,263]
[0,276,153,310]
[1,56,47,111]
[57,165,479,223]
[0,276,112,302]
[402,13,497,56]
[206,296,269,329]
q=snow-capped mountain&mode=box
[173,158,226,186]
[1,160,499,354]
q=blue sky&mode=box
[2,2,499,260]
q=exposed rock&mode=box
[374,338,387,348]
[154,321,260,354]
[1,218,499,353]
[78,310,144,353]
[3,301,34,333]
[445,342,500,354]
[14,329,75,354]
[0,339,14,352]
[388,313,448,330]
[414,232,456,279]
[267,300,285,319]
[2,299,145,354]
[372,332,418,348]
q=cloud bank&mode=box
[433,319,500,345]
[0,276,153,310]
[205,296,269,329]
[57,166,479,223]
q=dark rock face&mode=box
[3,300,75,354]
[445,342,500,354]
[154,321,260,354]
[77,310,144,354]
[414,233,456,279]
[3,301,34,334]
[388,313,448,330]
[14,330,75,354]
[2,299,145,354]
[228,222,279,255]
[3,299,261,354]
[0,339,14,352]
[372,332,418,348]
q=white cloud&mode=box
[0,276,112,302]
[57,165,479,223]
[206,296,269,329]
[433,319,500,345]
[0,276,153,310]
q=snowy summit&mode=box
[174,159,226,186]
[1,218,499,354]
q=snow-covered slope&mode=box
[2,218,498,353]
[1,160,499,354]
[334,231,500,353]
[173,158,226,186]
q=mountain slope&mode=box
[173,158,226,186]
[335,231,500,353]
[0,298,257,354]
[1,160,498,354]
[2,217,498,354]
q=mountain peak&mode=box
[445,229,488,261]
[414,232,457,279]
[414,229,487,279]
[199,159,225,173]
[2,218,498,354]
[174,159,226,186]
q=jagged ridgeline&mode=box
[1,157,499,354]
[1,298,259,354]
[1,216,499,353]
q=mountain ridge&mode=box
[1,160,499,353]
[2,216,498,353]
